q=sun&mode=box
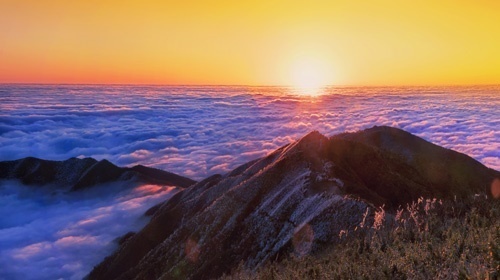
[289,57,333,97]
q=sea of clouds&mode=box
[0,84,499,279]
[0,181,178,280]
[1,85,498,179]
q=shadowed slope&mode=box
[334,126,497,205]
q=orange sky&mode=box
[1,0,499,86]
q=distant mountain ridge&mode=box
[88,126,499,280]
[0,157,196,190]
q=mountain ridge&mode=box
[0,157,196,190]
[88,126,499,280]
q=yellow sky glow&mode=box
[1,0,499,86]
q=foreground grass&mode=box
[222,196,500,279]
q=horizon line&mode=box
[1,82,499,88]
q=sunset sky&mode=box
[1,0,499,86]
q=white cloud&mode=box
[1,86,499,175]
[0,181,178,280]
[0,85,499,278]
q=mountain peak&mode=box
[276,130,328,162]
[88,127,499,280]
[301,130,326,141]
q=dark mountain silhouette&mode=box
[0,157,196,190]
[88,126,499,280]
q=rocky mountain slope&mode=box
[88,126,499,280]
[0,157,196,190]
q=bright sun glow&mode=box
[290,57,334,97]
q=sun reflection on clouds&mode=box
[11,242,51,260]
[132,184,171,195]
[0,84,498,180]
[54,235,98,248]
[289,86,327,98]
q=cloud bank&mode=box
[1,85,498,180]
[0,85,498,279]
[0,181,178,280]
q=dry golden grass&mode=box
[222,196,500,280]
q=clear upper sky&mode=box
[1,0,499,86]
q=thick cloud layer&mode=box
[0,85,498,279]
[1,85,498,179]
[0,181,178,280]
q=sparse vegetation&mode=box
[222,195,500,279]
